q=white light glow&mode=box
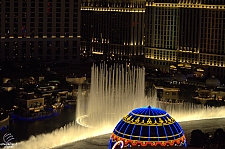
[112,141,124,149]
[81,7,145,13]
[92,51,103,55]
[148,2,225,9]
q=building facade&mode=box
[2,0,225,80]
[80,0,145,63]
[0,0,80,63]
[145,0,225,80]
[80,0,225,80]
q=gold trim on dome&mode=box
[131,112,168,118]
[114,129,183,139]
[110,134,186,147]
[123,115,176,126]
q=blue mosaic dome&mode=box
[109,106,186,148]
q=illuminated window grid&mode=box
[148,49,225,67]
[0,0,80,62]
[147,2,225,9]
[199,9,225,55]
[81,6,145,13]
[81,1,145,62]
[147,48,175,62]
[199,53,225,67]
[1,1,77,39]
[153,8,178,50]
[145,2,225,70]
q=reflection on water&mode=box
[0,107,75,143]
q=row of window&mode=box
[2,41,77,47]
[1,55,77,61]
[3,13,77,18]
[5,1,71,7]
[3,23,76,28]
[3,17,76,22]
[4,13,75,18]
[146,48,225,67]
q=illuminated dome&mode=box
[206,76,220,88]
[108,106,187,148]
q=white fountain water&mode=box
[13,63,225,149]
[76,64,154,129]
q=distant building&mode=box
[153,73,188,103]
[1,82,16,92]
[193,76,225,104]
[193,87,225,104]
[162,87,180,103]
[80,0,145,63]
[145,0,225,80]
[46,80,60,90]
[15,92,44,113]
[0,0,81,63]
[66,75,86,85]
[79,0,225,81]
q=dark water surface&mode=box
[0,107,76,143]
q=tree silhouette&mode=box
[212,128,225,148]
[0,89,16,110]
[178,84,197,103]
[190,129,208,148]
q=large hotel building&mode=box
[1,0,225,80]
[145,0,225,80]
[80,0,146,63]
[81,0,225,80]
[0,0,80,63]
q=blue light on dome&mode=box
[109,106,187,148]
